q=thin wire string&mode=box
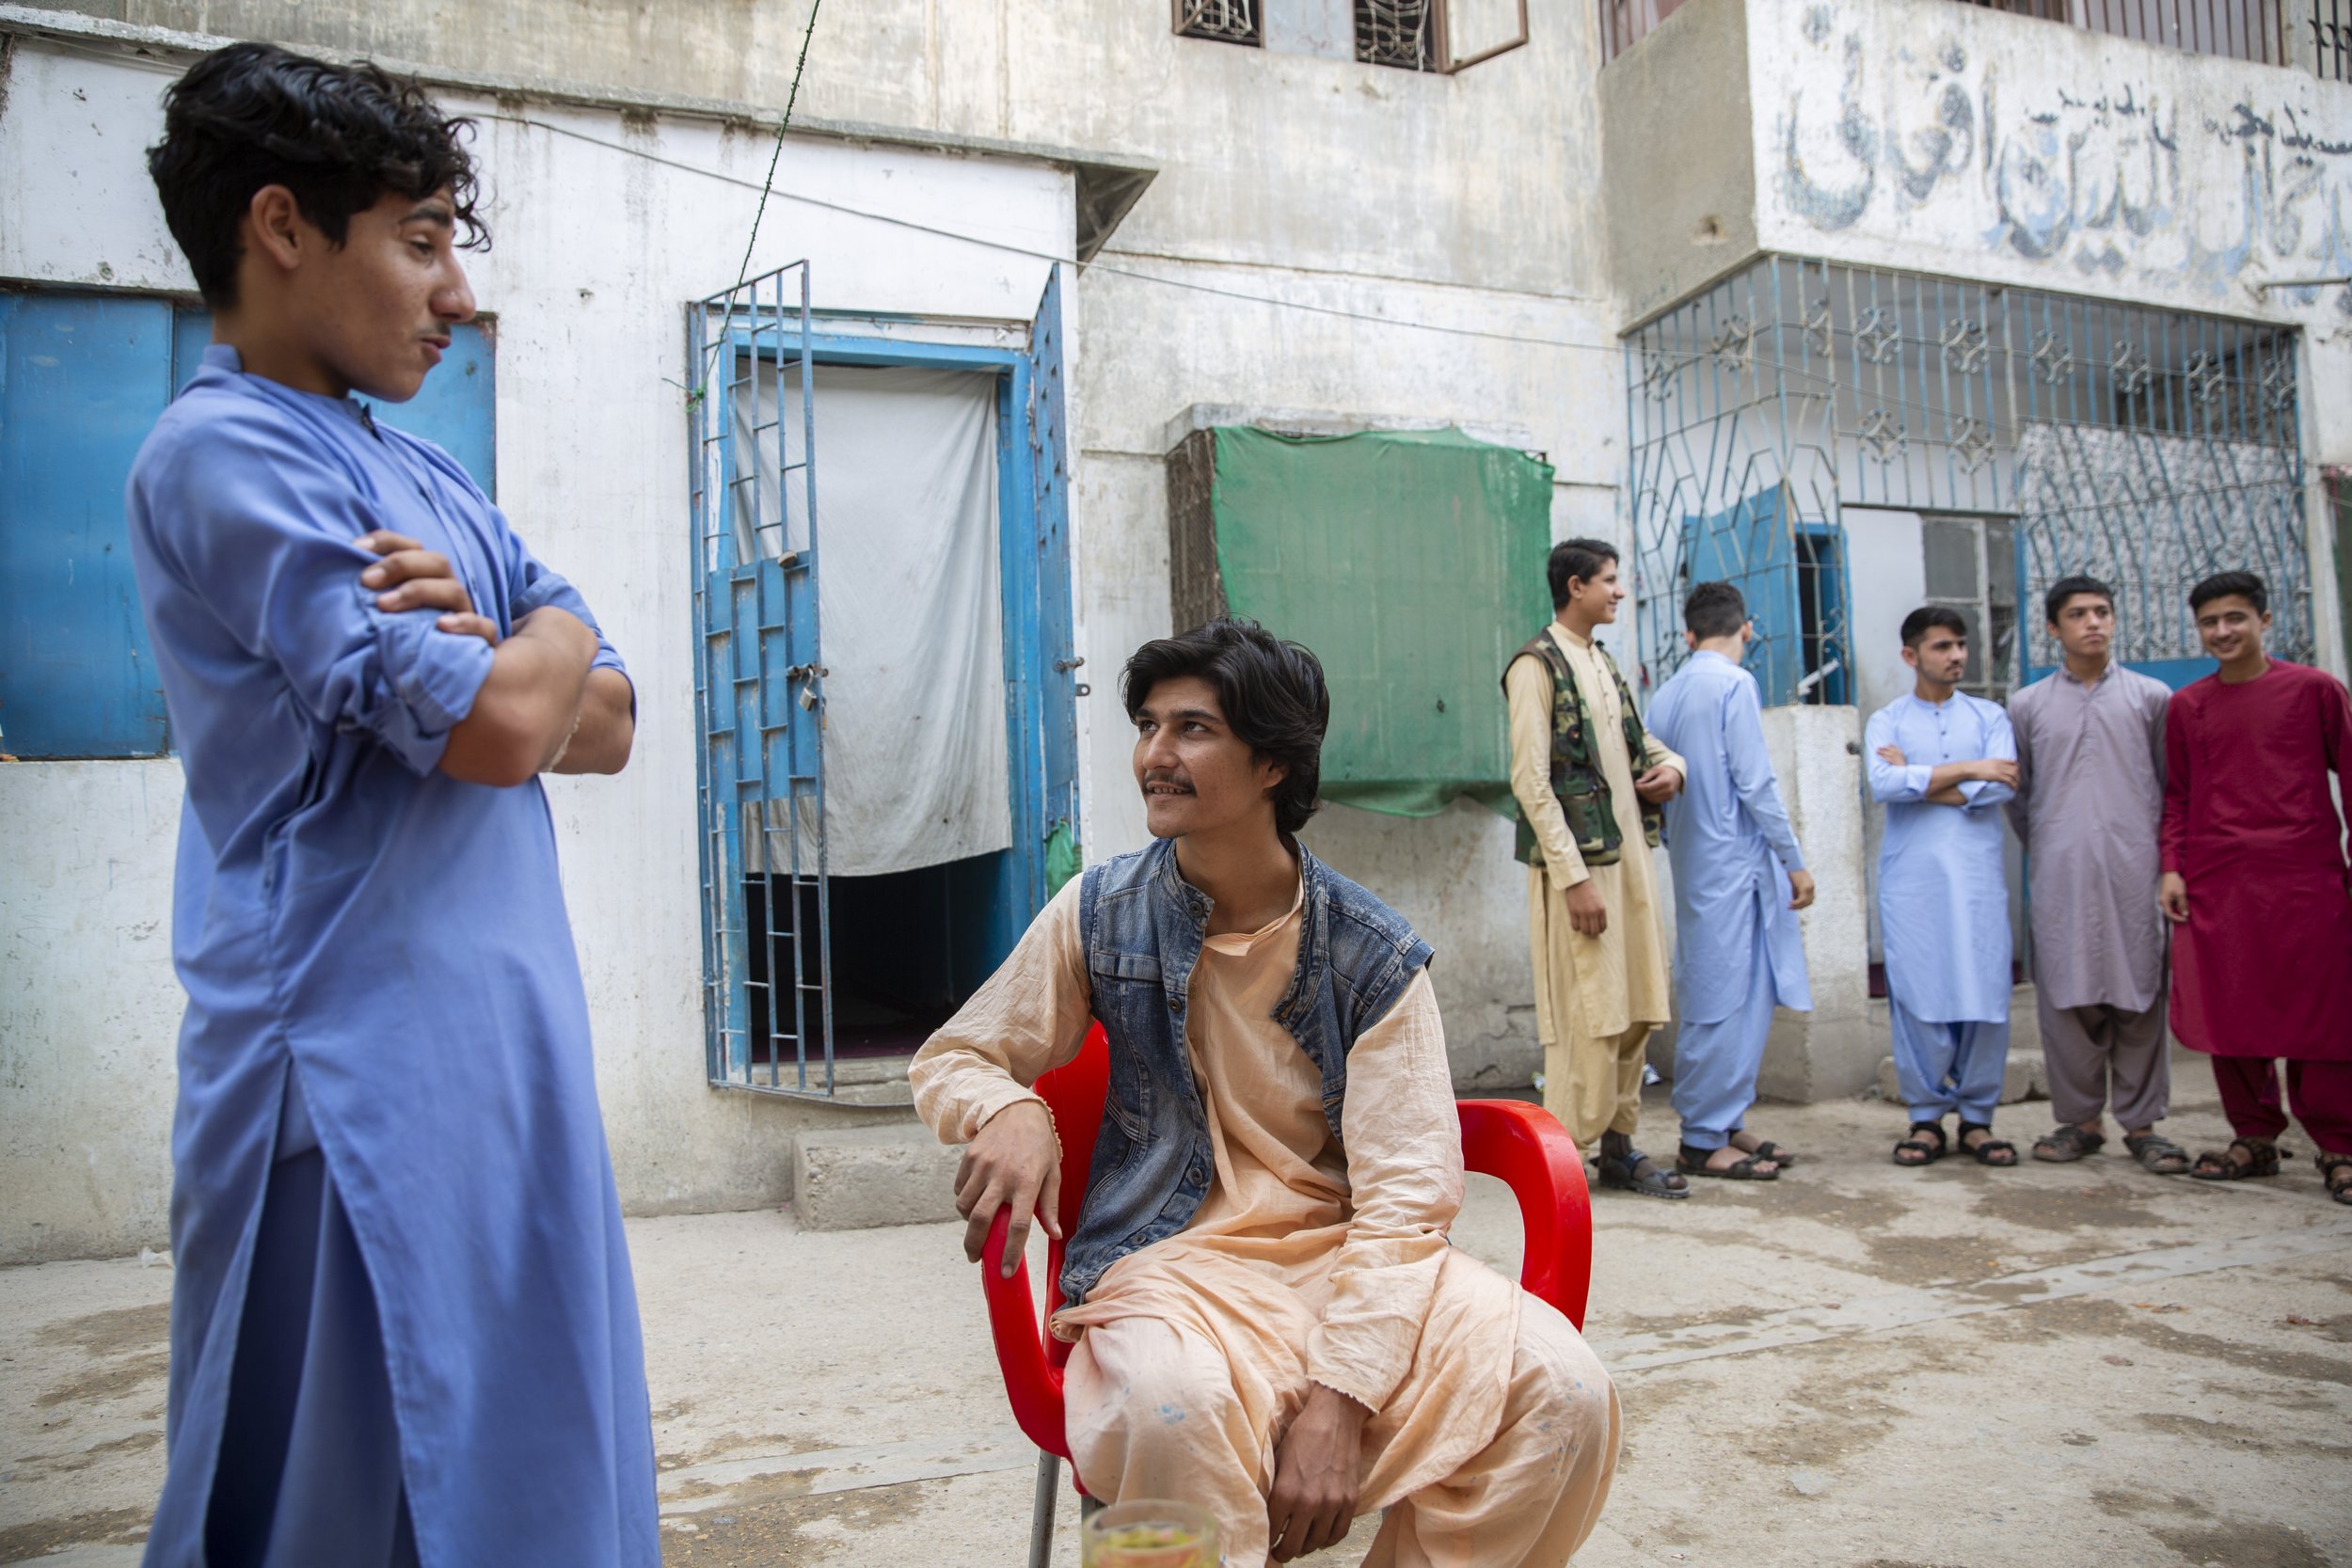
[733,0,825,296]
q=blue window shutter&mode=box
[0,293,174,758]
[370,321,498,497]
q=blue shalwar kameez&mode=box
[124,346,659,1568]
[1866,691,2017,1127]
[1646,652,1812,1149]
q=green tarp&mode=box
[1208,426,1554,817]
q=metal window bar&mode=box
[1174,0,1261,44]
[2312,0,2352,79]
[1627,255,2310,703]
[1358,0,1438,68]
[1598,0,2303,68]
[687,261,837,1099]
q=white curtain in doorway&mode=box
[734,361,1010,876]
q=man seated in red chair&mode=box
[911,619,1621,1566]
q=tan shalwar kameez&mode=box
[912,877,1620,1568]
[1506,623,1685,1150]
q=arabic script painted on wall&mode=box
[1772,1,2351,299]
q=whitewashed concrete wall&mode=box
[1,1,1632,1257]
[0,34,1074,1261]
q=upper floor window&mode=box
[1175,0,1528,71]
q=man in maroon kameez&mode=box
[2158,571,2352,1204]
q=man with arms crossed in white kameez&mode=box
[1645,581,1816,1182]
[1505,539,1689,1198]
[914,620,1619,1566]
[2007,575,2190,1174]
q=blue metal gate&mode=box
[688,263,834,1097]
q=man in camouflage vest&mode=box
[1504,539,1689,1198]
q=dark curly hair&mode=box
[147,41,486,309]
[1122,619,1329,837]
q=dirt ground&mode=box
[4,1072,2347,1567]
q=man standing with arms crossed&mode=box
[1645,582,1816,1181]
[127,44,654,1566]
[2160,572,2352,1204]
[1505,539,1688,1198]
[2007,576,2188,1174]
[1868,608,2022,1168]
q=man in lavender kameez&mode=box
[129,45,656,1567]
[2006,576,2188,1175]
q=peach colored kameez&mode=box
[912,878,1619,1567]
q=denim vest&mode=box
[1063,836,1434,1307]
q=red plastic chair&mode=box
[979,1023,1592,1567]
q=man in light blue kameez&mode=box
[1645,583,1816,1182]
[127,44,656,1567]
[1867,607,2022,1170]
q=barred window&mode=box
[1173,0,1261,46]
[1355,0,1437,68]
[1174,0,1526,71]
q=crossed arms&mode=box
[1867,707,2017,809]
[358,531,632,784]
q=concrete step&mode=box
[791,1120,962,1231]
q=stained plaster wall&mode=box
[4,3,1634,1256]
[0,31,1077,1261]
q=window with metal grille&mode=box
[1627,255,2310,706]
[1174,0,1262,45]
[1355,0,1438,67]
[1175,0,1526,70]
[1919,515,2021,703]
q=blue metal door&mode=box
[1680,484,1804,705]
[689,264,834,1096]
[1028,271,1082,872]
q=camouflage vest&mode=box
[1502,632,1662,869]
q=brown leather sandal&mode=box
[2190,1136,2283,1180]
[2317,1152,2352,1206]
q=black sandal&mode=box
[2315,1153,2352,1206]
[1596,1146,1691,1200]
[2032,1124,2104,1163]
[2122,1132,2191,1175]
[1732,1135,1800,1168]
[1677,1143,1781,1180]
[1958,1121,2019,1166]
[2190,1136,2283,1180]
[1892,1120,1947,1166]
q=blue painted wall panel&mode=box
[0,293,174,757]
[171,312,498,497]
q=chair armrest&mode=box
[980,1207,1071,1459]
[1456,1100,1594,1330]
